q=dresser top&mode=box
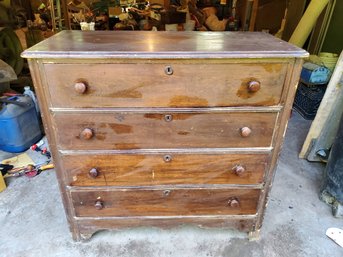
[22,30,308,59]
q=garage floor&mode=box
[0,111,342,257]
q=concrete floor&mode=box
[0,111,342,257]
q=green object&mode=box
[1,0,11,8]
[322,1,343,54]
[0,27,24,75]
[38,3,46,10]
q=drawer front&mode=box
[53,112,277,150]
[44,63,287,108]
[71,188,260,217]
[63,153,269,186]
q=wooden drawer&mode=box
[53,112,277,150]
[44,63,287,108]
[63,153,269,186]
[71,188,260,217]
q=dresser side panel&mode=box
[254,58,304,231]
[27,59,80,239]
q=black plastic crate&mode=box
[293,82,327,120]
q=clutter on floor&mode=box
[0,140,54,192]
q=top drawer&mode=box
[44,63,288,108]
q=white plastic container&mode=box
[23,86,40,115]
[184,20,196,31]
[165,24,178,31]
[80,22,95,31]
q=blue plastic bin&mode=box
[0,95,42,152]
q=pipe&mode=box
[289,0,330,48]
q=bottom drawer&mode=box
[71,188,260,217]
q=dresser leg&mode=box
[72,230,94,242]
[248,229,260,241]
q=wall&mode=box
[321,0,343,54]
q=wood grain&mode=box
[71,188,260,217]
[299,52,343,160]
[22,32,307,241]
[52,112,277,150]
[62,153,269,186]
[44,63,287,108]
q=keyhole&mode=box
[164,114,173,122]
[163,190,171,196]
[163,154,172,162]
[165,66,173,75]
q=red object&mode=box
[30,144,41,151]
[25,169,38,178]
[3,92,19,96]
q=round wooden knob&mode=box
[232,165,246,176]
[94,200,104,210]
[80,128,94,140]
[228,198,240,208]
[74,81,87,94]
[240,127,252,137]
[89,168,98,178]
[248,81,261,92]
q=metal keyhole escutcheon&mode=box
[163,154,172,162]
[163,190,171,196]
[165,65,173,75]
[164,114,173,122]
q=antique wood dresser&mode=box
[22,31,307,241]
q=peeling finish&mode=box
[107,86,143,99]
[177,131,190,136]
[261,63,283,73]
[109,124,133,134]
[169,96,209,107]
[236,78,259,99]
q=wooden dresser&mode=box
[22,31,307,241]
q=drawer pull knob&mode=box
[240,127,252,137]
[94,200,104,210]
[163,154,172,162]
[74,81,87,94]
[228,198,240,208]
[89,168,98,178]
[164,65,173,75]
[248,80,261,92]
[164,114,173,122]
[80,128,94,140]
[232,165,246,176]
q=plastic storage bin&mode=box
[0,95,42,152]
